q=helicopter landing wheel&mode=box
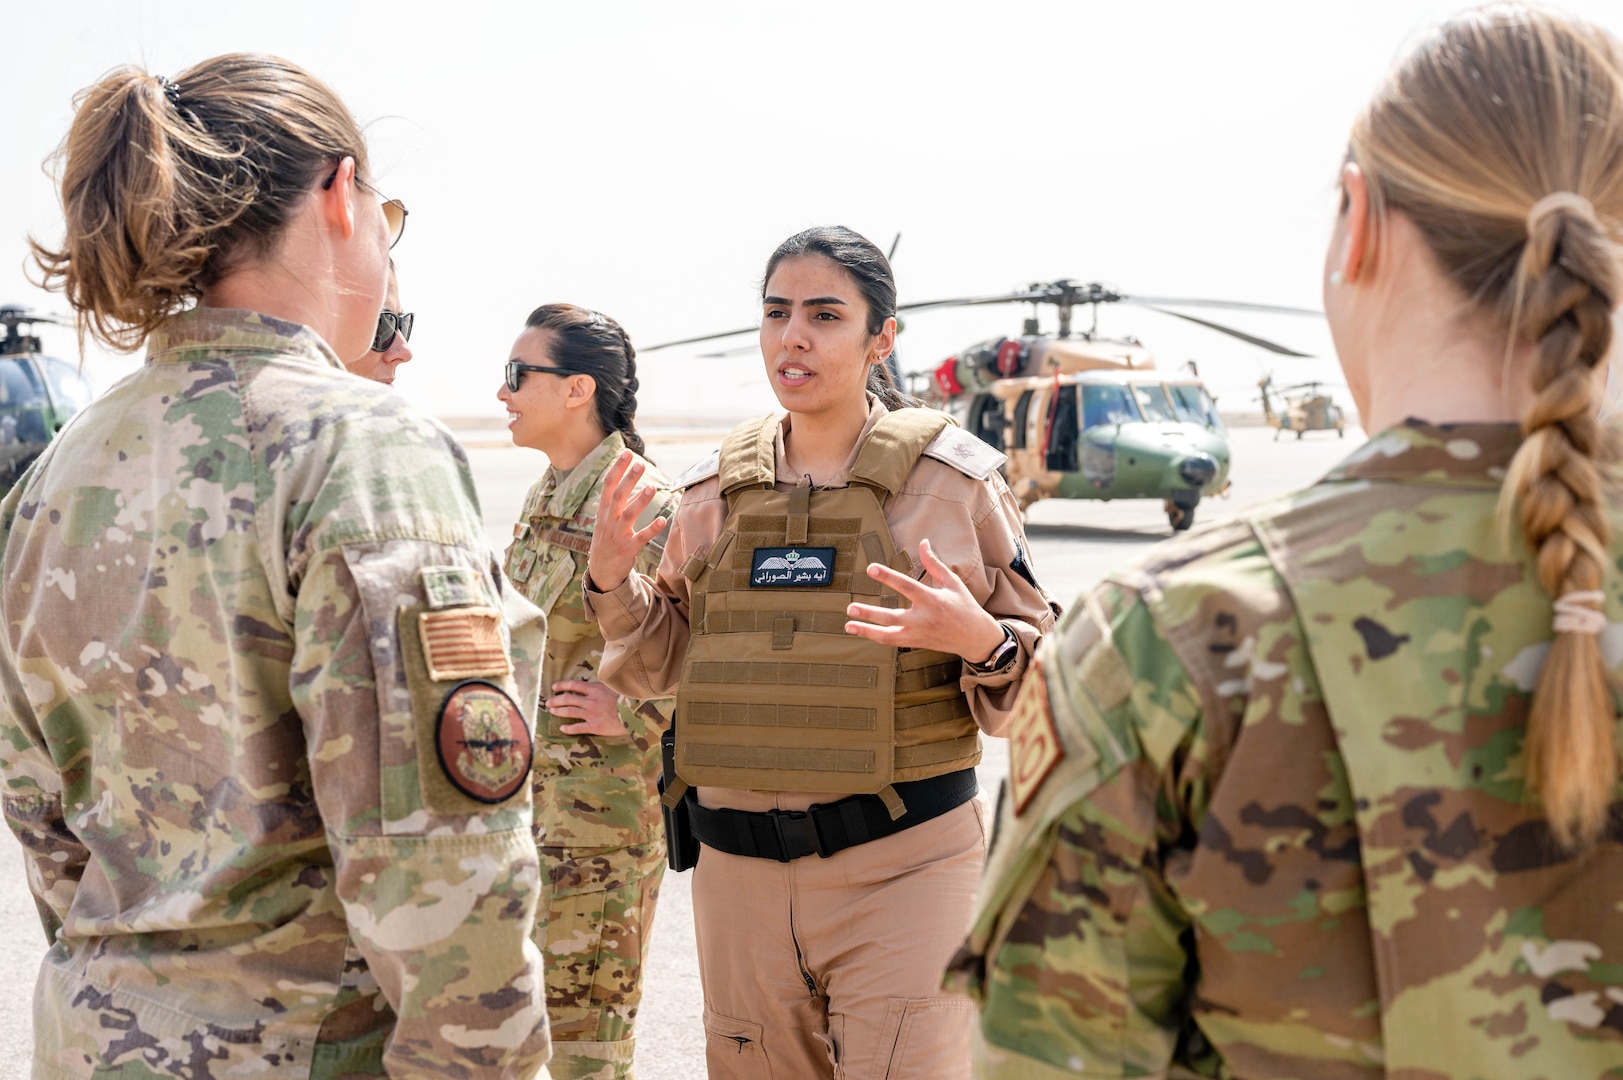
[1166,491,1200,533]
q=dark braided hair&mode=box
[762,226,920,411]
[523,303,649,459]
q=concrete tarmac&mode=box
[0,422,1362,1078]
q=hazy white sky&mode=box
[5,0,1622,423]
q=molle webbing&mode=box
[675,411,981,799]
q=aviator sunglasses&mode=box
[372,310,414,353]
[505,360,579,393]
[321,165,409,249]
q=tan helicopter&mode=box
[649,279,1319,532]
[1256,374,1348,439]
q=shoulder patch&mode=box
[419,607,514,681]
[421,565,483,610]
[670,448,721,491]
[922,426,1007,481]
[435,680,533,804]
[1007,659,1064,816]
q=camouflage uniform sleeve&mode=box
[949,581,1204,1077]
[0,477,90,942]
[291,539,550,1080]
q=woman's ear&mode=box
[871,316,898,365]
[1333,161,1373,285]
[564,373,598,410]
[319,155,360,240]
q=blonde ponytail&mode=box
[29,54,369,353]
[1506,194,1619,847]
[1351,5,1623,848]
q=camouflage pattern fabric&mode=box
[504,432,677,1079]
[950,421,1623,1079]
[536,854,662,1080]
[0,308,552,1080]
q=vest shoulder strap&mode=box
[671,448,721,491]
[923,423,1007,482]
[849,409,956,496]
[717,413,779,494]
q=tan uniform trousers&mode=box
[691,795,989,1079]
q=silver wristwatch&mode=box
[967,623,1018,674]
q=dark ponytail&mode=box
[763,225,921,412]
[523,303,648,460]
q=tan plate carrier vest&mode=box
[671,410,982,819]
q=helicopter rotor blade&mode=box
[1137,304,1315,357]
[1125,296,1323,318]
[697,342,762,359]
[647,281,1321,354]
[896,290,1051,314]
[644,326,759,352]
[0,306,74,329]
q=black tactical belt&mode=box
[686,768,979,862]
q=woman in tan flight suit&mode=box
[585,225,1057,1079]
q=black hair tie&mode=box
[157,76,183,106]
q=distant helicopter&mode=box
[648,278,1319,532]
[1256,374,1348,440]
[0,307,94,496]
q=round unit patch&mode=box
[435,680,533,804]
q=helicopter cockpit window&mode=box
[1012,390,1033,449]
[1045,385,1080,472]
[967,394,1008,451]
[0,359,48,409]
[0,360,51,446]
[1131,383,1177,422]
[43,358,93,415]
[1169,383,1224,430]
[1081,384,1140,430]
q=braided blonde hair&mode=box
[1351,4,1623,848]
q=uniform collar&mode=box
[540,430,628,520]
[1325,419,1522,488]
[145,307,345,371]
[772,394,887,487]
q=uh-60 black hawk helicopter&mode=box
[0,306,95,497]
[649,278,1319,533]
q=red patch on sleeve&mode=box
[435,681,533,804]
[1008,659,1063,817]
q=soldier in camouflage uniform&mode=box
[2,56,551,1079]
[498,305,677,1080]
[951,9,1623,1078]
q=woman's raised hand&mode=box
[587,450,668,593]
[844,538,1007,663]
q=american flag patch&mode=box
[419,608,512,681]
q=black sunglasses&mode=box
[372,310,414,353]
[505,360,579,393]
